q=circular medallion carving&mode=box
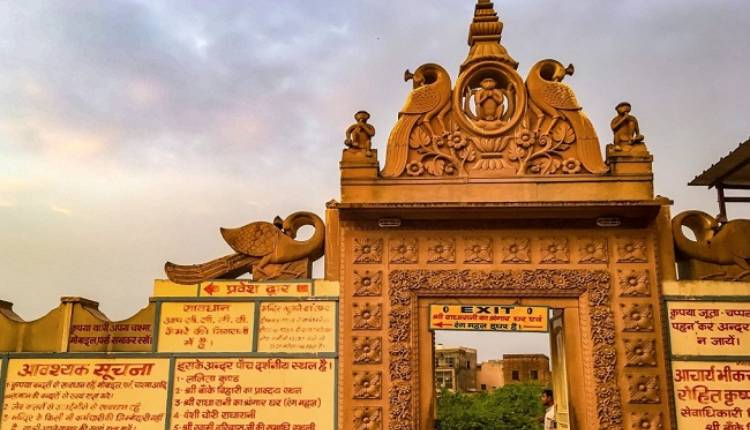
[452,61,526,137]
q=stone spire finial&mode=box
[462,0,517,70]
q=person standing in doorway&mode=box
[541,389,556,430]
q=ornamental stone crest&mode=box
[379,0,608,178]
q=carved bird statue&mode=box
[672,210,750,280]
[381,63,452,177]
[526,59,608,174]
[165,212,325,284]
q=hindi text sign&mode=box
[429,305,548,332]
[667,301,750,356]
[158,302,254,352]
[1,358,169,430]
[258,301,336,353]
[672,360,750,430]
[171,358,334,429]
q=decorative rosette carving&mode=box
[500,238,530,263]
[616,237,648,263]
[627,375,661,404]
[354,407,382,430]
[540,237,569,264]
[427,238,456,263]
[354,238,384,263]
[464,238,493,263]
[389,238,419,264]
[578,237,608,264]
[354,270,383,297]
[353,336,382,364]
[630,412,662,429]
[353,303,382,330]
[353,371,382,399]
[621,303,654,332]
[617,269,650,297]
[624,339,657,367]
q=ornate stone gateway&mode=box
[3,2,750,430]
[334,1,671,429]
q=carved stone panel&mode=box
[353,407,383,430]
[463,238,493,263]
[630,412,663,430]
[390,238,419,264]
[353,371,382,399]
[578,237,608,264]
[355,238,384,263]
[621,303,654,332]
[427,238,456,264]
[623,338,657,367]
[500,238,530,263]
[353,336,383,364]
[354,270,383,297]
[353,302,383,330]
[627,374,661,404]
[540,237,569,263]
[617,269,651,297]
[616,236,648,263]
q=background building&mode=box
[475,354,551,391]
[434,345,478,392]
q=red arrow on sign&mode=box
[433,321,447,328]
[203,283,219,296]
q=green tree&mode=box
[437,383,545,430]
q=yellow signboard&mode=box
[429,305,548,332]
[258,301,337,353]
[1,358,169,430]
[672,360,750,430]
[198,280,313,297]
[171,358,335,429]
[667,301,750,356]
[157,302,254,352]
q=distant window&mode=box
[446,358,454,367]
[512,370,520,381]
[531,370,538,380]
[466,361,471,369]
[481,384,487,391]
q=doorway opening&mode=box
[430,306,572,430]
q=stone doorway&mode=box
[422,298,580,429]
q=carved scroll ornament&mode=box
[379,1,609,178]
[387,269,623,430]
[164,212,324,284]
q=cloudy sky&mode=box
[1,0,749,359]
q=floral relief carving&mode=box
[500,238,530,263]
[354,270,383,296]
[389,238,419,264]
[464,238,493,263]
[387,269,622,430]
[353,336,382,364]
[427,238,456,263]
[389,383,412,430]
[621,303,654,332]
[618,269,650,297]
[389,343,412,381]
[616,236,648,263]
[354,238,384,263]
[354,407,382,430]
[630,412,662,429]
[578,237,608,264]
[353,371,382,399]
[627,374,661,404]
[540,237,569,263]
[623,338,657,367]
[353,302,382,330]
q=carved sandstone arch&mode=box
[386,269,622,430]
